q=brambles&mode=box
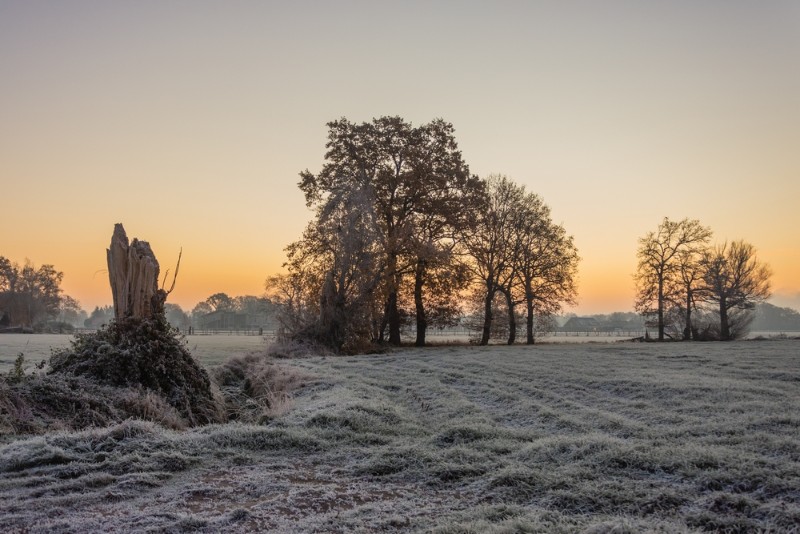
[49,316,224,427]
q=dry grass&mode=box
[212,351,316,423]
[0,340,798,532]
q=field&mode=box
[0,333,269,373]
[1,340,799,532]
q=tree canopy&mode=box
[634,219,772,341]
[0,257,67,329]
[273,118,580,352]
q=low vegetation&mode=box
[0,321,312,436]
[1,340,798,532]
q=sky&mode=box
[1,1,799,315]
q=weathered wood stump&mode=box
[107,223,167,319]
[47,223,223,426]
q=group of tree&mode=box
[266,116,579,352]
[751,302,800,332]
[0,256,83,331]
[634,217,772,341]
[190,293,272,317]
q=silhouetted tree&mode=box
[700,240,772,340]
[675,247,708,340]
[406,171,484,346]
[299,116,472,346]
[205,292,234,312]
[463,176,526,345]
[0,257,64,327]
[514,203,579,344]
[164,303,190,331]
[278,183,383,351]
[634,218,712,341]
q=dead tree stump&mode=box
[107,223,167,320]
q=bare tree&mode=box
[634,218,712,341]
[463,175,525,345]
[514,210,579,345]
[675,247,708,340]
[464,177,579,345]
[700,240,771,340]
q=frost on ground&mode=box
[1,340,799,533]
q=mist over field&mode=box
[2,340,798,532]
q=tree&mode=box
[84,305,115,328]
[265,272,319,338]
[406,169,484,346]
[299,116,473,346]
[0,257,64,327]
[279,182,383,351]
[164,303,190,331]
[700,240,772,340]
[462,176,526,345]
[57,295,86,327]
[752,302,800,331]
[675,247,708,340]
[191,301,213,318]
[514,205,579,344]
[634,218,712,341]
[205,292,234,312]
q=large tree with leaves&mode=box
[634,218,712,341]
[298,116,476,346]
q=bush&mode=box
[49,316,224,426]
[212,351,313,423]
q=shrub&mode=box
[212,352,313,423]
[49,316,224,426]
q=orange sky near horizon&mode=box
[2,1,799,315]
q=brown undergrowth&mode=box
[1,322,314,438]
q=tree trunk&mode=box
[107,224,166,320]
[503,287,516,345]
[683,289,692,341]
[657,278,665,341]
[319,271,345,350]
[719,298,730,341]
[526,294,535,345]
[386,253,402,346]
[414,258,427,347]
[480,282,493,346]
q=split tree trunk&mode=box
[107,223,166,320]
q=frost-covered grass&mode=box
[1,340,799,532]
[0,333,269,373]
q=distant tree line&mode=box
[634,217,772,341]
[752,302,800,332]
[0,256,84,332]
[188,293,277,332]
[266,117,579,352]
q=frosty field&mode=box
[0,333,269,373]
[1,340,799,532]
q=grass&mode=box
[1,340,799,532]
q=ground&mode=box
[1,340,798,532]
